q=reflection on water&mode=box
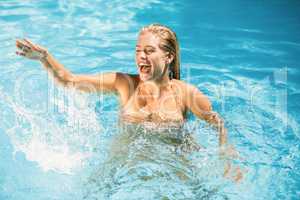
[84,122,226,200]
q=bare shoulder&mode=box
[115,72,137,82]
[171,79,212,112]
[171,79,201,95]
[115,73,139,105]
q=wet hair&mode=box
[140,24,180,80]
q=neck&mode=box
[138,71,171,100]
[140,68,171,87]
[154,73,170,87]
[154,65,171,87]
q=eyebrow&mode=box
[135,45,156,49]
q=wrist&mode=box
[39,50,49,62]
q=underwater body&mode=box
[0,0,300,199]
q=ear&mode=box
[166,53,174,64]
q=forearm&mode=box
[203,111,228,146]
[16,38,120,92]
[40,52,74,85]
[218,121,227,147]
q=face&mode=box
[135,31,169,82]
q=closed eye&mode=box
[135,46,156,55]
[145,47,155,55]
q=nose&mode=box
[137,50,147,61]
[140,51,147,60]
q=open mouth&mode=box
[139,64,151,73]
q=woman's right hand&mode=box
[16,39,48,61]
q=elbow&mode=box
[204,101,212,113]
[209,112,224,127]
[201,108,223,125]
[199,101,213,119]
[55,70,75,86]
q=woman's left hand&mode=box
[220,145,245,183]
[224,161,243,182]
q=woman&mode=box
[16,24,241,181]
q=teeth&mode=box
[139,64,151,73]
[139,64,150,70]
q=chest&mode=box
[122,88,185,122]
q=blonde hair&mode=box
[140,24,180,80]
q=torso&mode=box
[114,74,201,153]
[119,76,186,124]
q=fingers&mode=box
[24,38,39,51]
[233,167,243,182]
[223,162,231,177]
[24,39,48,54]
[16,38,47,52]
[16,51,26,56]
[35,44,47,53]
[15,38,47,60]
[228,146,244,161]
[223,163,243,183]
[220,145,243,161]
[223,160,247,183]
[16,39,31,50]
[23,38,34,45]
[16,38,37,51]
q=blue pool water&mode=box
[1,0,300,199]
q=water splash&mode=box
[0,85,102,174]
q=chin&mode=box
[139,73,153,82]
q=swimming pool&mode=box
[0,0,299,199]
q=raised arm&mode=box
[16,39,118,93]
[183,83,227,146]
